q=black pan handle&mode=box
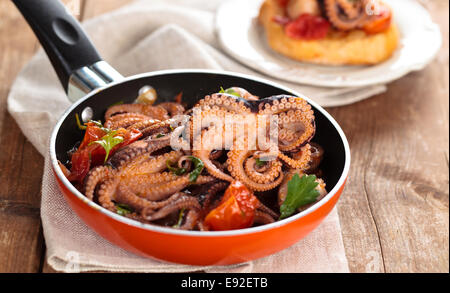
[12,0,104,92]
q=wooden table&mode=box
[0,0,448,273]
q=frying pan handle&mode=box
[12,0,123,102]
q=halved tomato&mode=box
[285,14,330,40]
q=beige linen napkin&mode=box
[8,0,351,272]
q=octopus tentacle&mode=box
[195,93,254,114]
[107,136,171,169]
[254,210,276,225]
[279,117,315,152]
[105,104,169,121]
[278,144,312,170]
[139,117,184,138]
[123,150,183,175]
[258,202,279,219]
[127,118,161,131]
[104,113,150,129]
[227,138,284,191]
[141,195,201,221]
[200,181,229,214]
[306,142,325,173]
[121,172,179,189]
[196,153,233,182]
[157,102,185,117]
[244,155,283,184]
[229,87,259,101]
[179,209,200,230]
[128,175,215,201]
[258,95,312,115]
[115,186,182,212]
[177,155,193,171]
[209,150,224,160]
[258,96,315,152]
[97,178,119,211]
[84,166,113,200]
[192,126,234,182]
[324,0,369,31]
[336,0,361,18]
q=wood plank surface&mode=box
[0,0,44,273]
[0,0,448,273]
[0,0,84,273]
[329,0,449,273]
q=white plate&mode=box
[216,0,442,88]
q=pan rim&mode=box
[49,69,351,237]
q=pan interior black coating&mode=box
[55,72,346,191]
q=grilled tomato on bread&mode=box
[258,0,399,65]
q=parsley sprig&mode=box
[166,160,187,176]
[166,156,204,182]
[89,130,124,162]
[219,87,241,98]
[279,174,320,220]
[115,203,134,216]
[188,156,204,182]
[172,208,185,228]
[255,158,267,167]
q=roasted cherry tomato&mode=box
[204,181,260,231]
[78,122,107,149]
[285,14,330,40]
[67,147,92,183]
[67,126,142,183]
[363,4,392,35]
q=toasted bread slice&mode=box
[258,0,399,65]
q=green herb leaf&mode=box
[88,120,111,133]
[115,203,133,216]
[172,208,185,228]
[279,174,320,220]
[219,87,241,98]
[75,114,111,133]
[166,160,187,176]
[156,133,165,138]
[90,130,124,162]
[188,156,204,182]
[75,113,87,130]
[255,158,267,167]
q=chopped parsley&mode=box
[255,158,267,167]
[172,208,185,228]
[219,87,241,98]
[166,156,204,182]
[188,156,204,182]
[75,113,87,130]
[115,203,133,216]
[166,160,187,176]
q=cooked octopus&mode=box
[282,0,386,31]
[63,88,328,231]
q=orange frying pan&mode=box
[14,0,350,265]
